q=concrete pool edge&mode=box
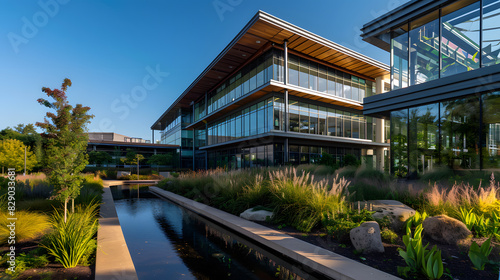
[149,187,402,280]
[95,181,139,280]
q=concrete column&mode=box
[375,76,385,95]
[284,138,289,163]
[284,40,288,85]
[152,129,154,143]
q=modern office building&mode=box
[151,11,391,170]
[87,132,179,168]
[361,0,500,176]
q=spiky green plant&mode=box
[41,201,99,268]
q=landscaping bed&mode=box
[257,221,498,280]
[0,174,102,279]
[157,165,500,280]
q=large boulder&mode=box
[350,221,385,254]
[240,208,273,222]
[369,200,416,231]
[422,215,472,245]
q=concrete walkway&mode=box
[95,181,138,280]
[150,187,401,280]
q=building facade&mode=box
[87,132,179,168]
[361,0,500,176]
[152,11,390,170]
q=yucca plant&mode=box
[41,201,99,268]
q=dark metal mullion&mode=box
[479,95,484,170]
[439,8,442,79]
[480,0,484,68]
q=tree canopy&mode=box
[0,139,37,172]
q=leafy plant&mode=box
[1,248,49,277]
[398,224,428,274]
[458,207,477,231]
[468,238,493,270]
[421,245,444,280]
[405,210,428,235]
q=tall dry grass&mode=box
[424,173,500,217]
[268,167,350,232]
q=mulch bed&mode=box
[0,238,94,280]
[256,221,499,280]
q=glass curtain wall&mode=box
[207,97,276,146]
[390,0,498,89]
[287,53,373,102]
[441,1,480,78]
[409,11,440,85]
[391,109,409,177]
[390,92,500,175]
[287,98,374,140]
[441,96,481,169]
[409,104,439,174]
[482,0,500,66]
[483,92,500,168]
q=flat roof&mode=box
[151,11,389,131]
[88,140,178,149]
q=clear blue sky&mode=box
[1,0,409,142]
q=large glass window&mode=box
[483,92,500,168]
[391,25,409,90]
[289,100,299,132]
[409,104,439,174]
[410,11,440,85]
[441,96,481,170]
[391,109,409,177]
[482,0,500,66]
[441,1,480,78]
[299,102,309,134]
[289,55,299,86]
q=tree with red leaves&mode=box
[36,78,94,222]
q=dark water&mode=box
[111,185,327,280]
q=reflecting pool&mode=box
[111,185,327,280]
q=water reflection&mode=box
[111,187,327,280]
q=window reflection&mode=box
[441,1,480,78]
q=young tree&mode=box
[88,151,113,166]
[36,78,94,222]
[120,149,144,173]
[0,139,37,172]
[147,153,172,171]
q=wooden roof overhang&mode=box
[151,11,389,131]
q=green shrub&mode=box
[420,167,454,184]
[322,209,374,242]
[1,248,49,277]
[381,228,398,244]
[336,166,357,179]
[41,201,99,268]
[0,211,50,244]
[17,199,62,212]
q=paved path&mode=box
[95,181,138,280]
